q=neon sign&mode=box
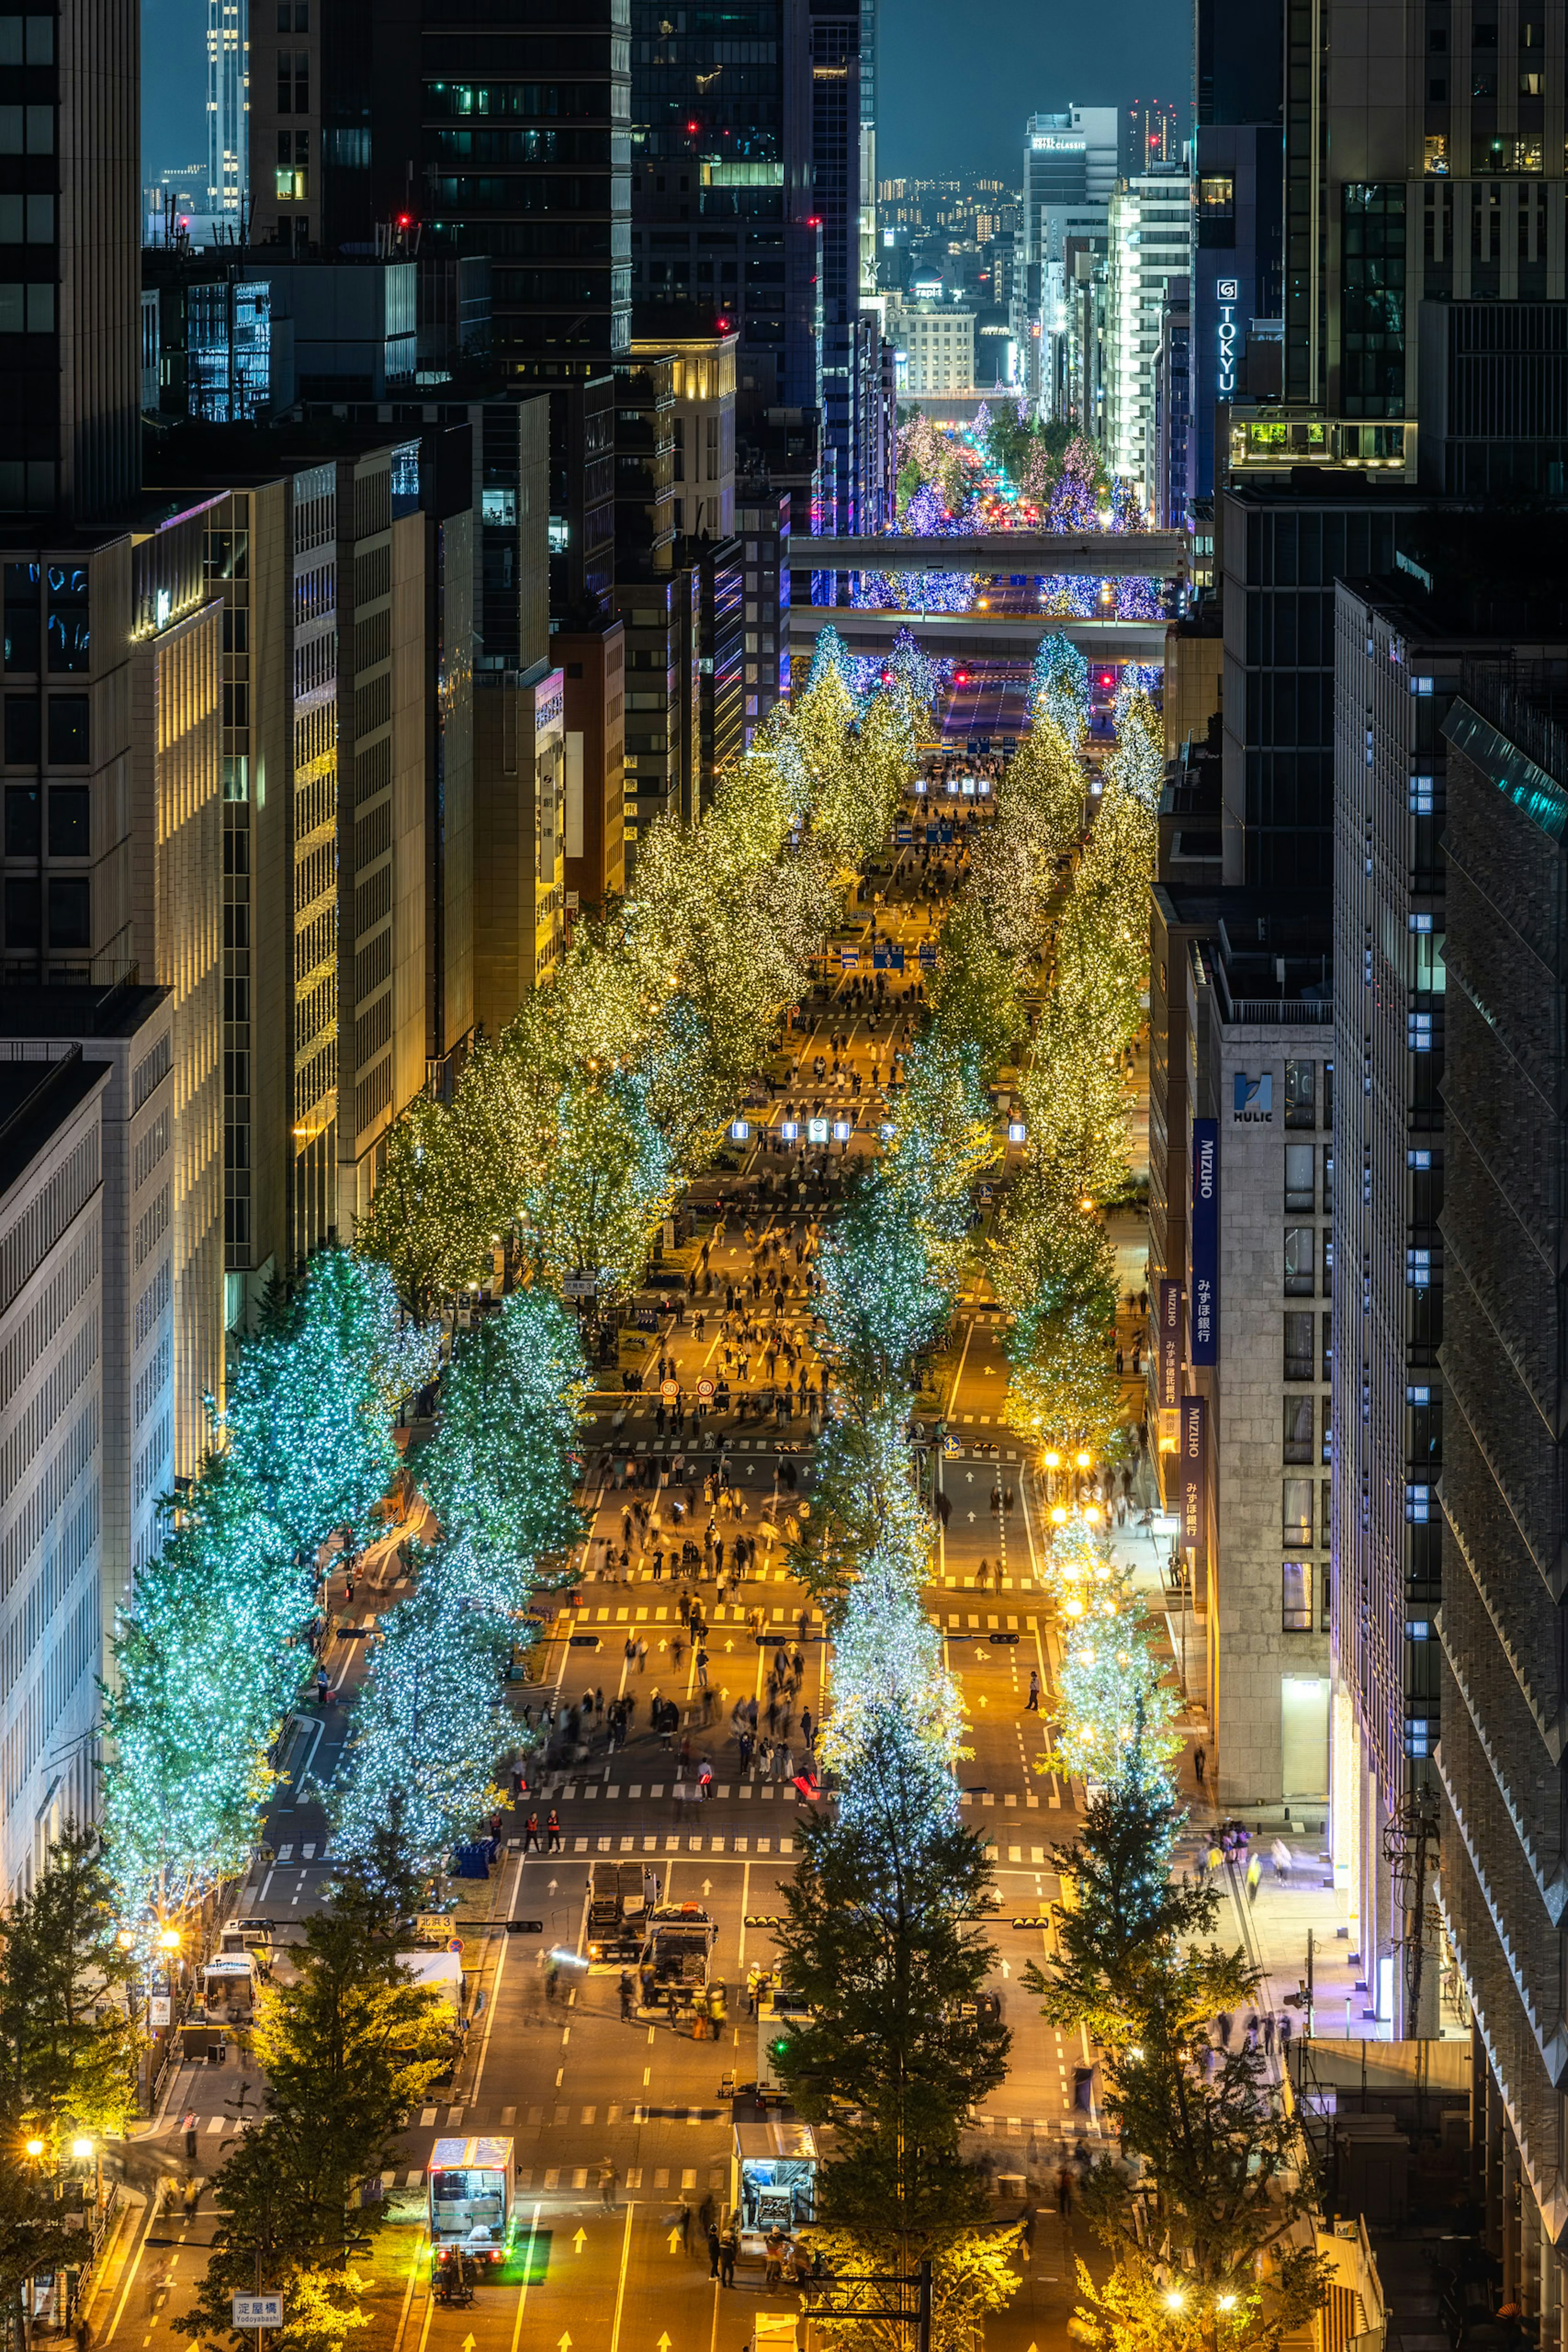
[1216,276,1239,397]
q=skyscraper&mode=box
[0,0,141,521]
[627,0,819,421]
[206,0,248,220]
[1020,107,1117,416]
[1104,167,1192,505]
[249,0,632,364]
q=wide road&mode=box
[89,754,1111,2352]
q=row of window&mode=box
[1283,1391,1332,1465]
[3,564,89,673]
[1284,1141,1334,1211]
[0,284,56,334]
[1281,1560,1330,1632]
[4,785,87,856]
[1284,1224,1332,1296]
[4,874,90,949]
[1282,1476,1332,1550]
[3,694,87,764]
[1284,1309,1331,1382]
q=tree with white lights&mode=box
[418,1287,587,1613]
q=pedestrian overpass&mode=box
[804,530,1189,577]
[788,606,1169,664]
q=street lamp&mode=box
[24,2140,43,2159]
[158,1927,181,1952]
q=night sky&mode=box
[143,0,205,176]
[877,0,1191,181]
[140,0,1193,204]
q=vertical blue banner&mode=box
[1180,1394,1207,1555]
[1158,1279,1183,1411]
[1190,1117,1219,1364]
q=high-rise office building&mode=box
[1019,107,1117,412]
[206,0,247,220]
[249,0,631,365]
[1121,97,1180,176]
[1104,167,1192,504]
[1276,0,1568,428]
[628,0,820,424]
[1330,535,1568,2047]
[1147,889,1335,1807]
[1217,474,1425,886]
[1433,658,1568,2314]
[1187,0,1283,511]
[0,0,141,520]
[0,1048,111,1897]
[811,0,867,530]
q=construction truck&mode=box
[636,1902,717,2012]
[585,1862,654,1970]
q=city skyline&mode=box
[138,0,1193,193]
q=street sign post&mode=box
[232,2298,283,2331]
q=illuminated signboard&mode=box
[1216,276,1240,399]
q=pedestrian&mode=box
[1263,2011,1276,2057]
[666,1985,681,2030]
[1056,2163,1074,2217]
[1216,2009,1233,2048]
[523,1812,540,1851]
[599,2159,618,2211]
[1194,1743,1207,1790]
[546,1809,562,1853]
[183,2110,198,2160]
[720,2227,738,2287]
[1279,2011,1294,2053]
[707,2222,722,2278]
[619,1971,635,2023]
[1026,1667,1041,1712]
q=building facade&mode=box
[0,1049,109,1895]
[1434,664,1568,2317]
[1104,169,1192,505]
[1151,888,1334,1806]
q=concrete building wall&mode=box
[1200,1021,1333,1805]
[0,1054,109,1897]
[130,596,225,1481]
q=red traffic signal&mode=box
[1098,669,1115,688]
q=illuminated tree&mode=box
[417,1287,587,1613]
[103,1447,305,1931]
[186,1887,451,2351]
[996,1177,1121,1452]
[1031,631,1090,742]
[223,1246,432,1561]
[0,1824,140,2141]
[1050,1596,1183,1782]
[330,1565,509,1879]
[815,1167,956,1411]
[523,1066,677,1302]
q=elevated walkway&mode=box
[804,530,1189,575]
[789,606,1169,662]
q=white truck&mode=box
[426,2134,514,2271]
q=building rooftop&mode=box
[0,980,172,1041]
[0,1051,110,1207]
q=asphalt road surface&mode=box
[89,761,1111,2352]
